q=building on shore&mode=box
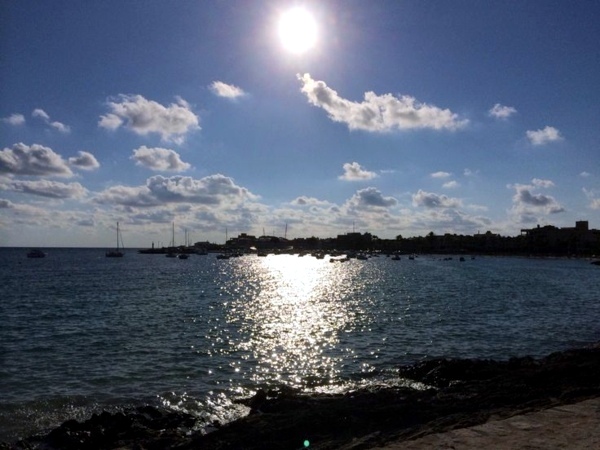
[520,221,600,255]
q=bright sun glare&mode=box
[278,7,317,54]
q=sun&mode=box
[278,7,318,54]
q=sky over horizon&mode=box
[1,0,600,247]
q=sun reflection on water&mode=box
[224,254,359,389]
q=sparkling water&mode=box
[1,248,599,441]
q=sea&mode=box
[1,247,599,442]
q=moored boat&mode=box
[27,248,46,258]
[106,222,124,257]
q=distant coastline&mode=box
[5,219,600,258]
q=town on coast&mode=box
[142,220,600,258]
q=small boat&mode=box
[178,253,189,259]
[391,254,401,261]
[106,222,124,257]
[591,260,600,266]
[216,253,230,260]
[27,248,46,258]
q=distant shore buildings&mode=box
[519,221,599,256]
[215,220,600,256]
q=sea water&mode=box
[1,248,599,442]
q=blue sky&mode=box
[1,0,599,248]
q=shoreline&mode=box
[4,343,600,449]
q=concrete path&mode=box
[375,397,600,449]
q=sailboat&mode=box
[166,222,177,257]
[106,222,125,257]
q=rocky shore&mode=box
[4,344,600,450]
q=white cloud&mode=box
[210,81,246,99]
[526,126,563,146]
[32,109,50,121]
[430,171,451,179]
[2,179,88,199]
[583,188,600,210]
[94,174,258,208]
[580,171,591,178]
[32,108,70,133]
[291,196,331,206]
[347,187,397,209]
[98,113,123,129]
[2,113,25,126]
[298,73,468,132]
[0,197,46,215]
[68,151,100,171]
[488,103,517,119]
[531,178,555,188]
[510,183,565,220]
[131,146,191,172]
[412,189,461,208]
[443,180,459,189]
[99,95,200,144]
[412,189,462,208]
[464,168,479,177]
[339,162,378,181]
[0,143,73,177]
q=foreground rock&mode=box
[4,344,600,450]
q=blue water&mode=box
[1,248,599,442]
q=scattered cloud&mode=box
[94,174,258,208]
[509,181,565,221]
[488,103,517,119]
[210,81,246,99]
[583,188,600,210]
[2,179,88,199]
[0,197,46,215]
[2,113,25,126]
[290,196,331,207]
[412,189,461,208]
[298,73,468,132]
[443,180,459,189]
[68,151,100,171]
[464,168,479,177]
[0,143,74,177]
[339,162,378,181]
[99,94,199,144]
[131,146,191,172]
[531,178,555,188]
[32,108,70,133]
[430,171,451,179]
[347,187,397,209]
[514,187,560,208]
[580,171,591,178]
[526,126,563,146]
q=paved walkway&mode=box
[375,397,600,449]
